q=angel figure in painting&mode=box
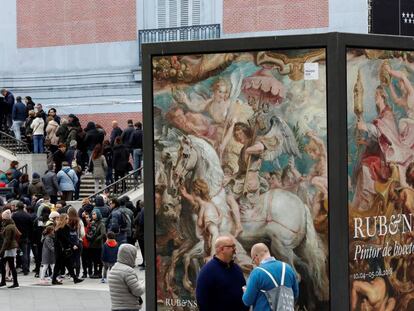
[382,61,414,148]
[179,178,221,259]
[172,73,252,160]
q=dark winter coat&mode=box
[121,125,134,147]
[112,144,130,172]
[102,239,119,264]
[12,101,27,121]
[0,220,19,254]
[53,149,66,173]
[3,91,14,112]
[54,225,75,256]
[11,209,33,241]
[110,127,123,145]
[56,123,69,144]
[129,128,143,149]
[84,122,104,151]
[88,219,106,249]
[42,170,59,196]
[28,178,46,197]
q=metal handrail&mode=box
[82,167,143,202]
[0,130,31,154]
[17,164,28,175]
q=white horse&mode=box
[171,134,329,306]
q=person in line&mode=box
[101,231,118,283]
[28,172,46,198]
[11,202,32,276]
[0,209,20,289]
[40,225,55,285]
[24,96,35,114]
[53,143,67,174]
[67,207,85,278]
[42,165,60,204]
[242,243,299,310]
[112,137,130,194]
[11,96,27,141]
[130,122,143,180]
[45,116,60,154]
[110,121,123,146]
[1,88,14,131]
[51,214,84,285]
[88,209,106,279]
[108,244,145,311]
[103,140,114,185]
[30,111,45,153]
[57,162,78,201]
[134,205,145,270]
[196,236,249,311]
[91,144,108,193]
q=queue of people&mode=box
[0,90,143,200]
[0,191,145,290]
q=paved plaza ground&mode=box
[0,250,146,311]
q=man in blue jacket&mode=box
[12,96,27,141]
[242,243,299,310]
[196,236,249,311]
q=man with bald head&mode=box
[110,120,123,146]
[242,243,299,310]
[196,235,249,311]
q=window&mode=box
[157,0,201,28]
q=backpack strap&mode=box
[257,266,279,287]
[281,262,286,286]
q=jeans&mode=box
[12,120,24,141]
[133,148,143,178]
[106,166,114,185]
[19,239,30,274]
[33,135,44,153]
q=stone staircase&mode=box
[0,130,30,154]
[79,172,138,199]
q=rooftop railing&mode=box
[138,24,221,64]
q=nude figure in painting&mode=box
[351,277,396,311]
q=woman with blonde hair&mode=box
[67,207,85,278]
[51,213,84,285]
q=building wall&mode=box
[219,0,368,37]
[0,0,368,115]
[17,0,137,48]
[223,0,329,34]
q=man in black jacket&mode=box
[130,122,143,179]
[110,120,123,146]
[1,88,15,130]
[12,202,33,275]
[84,121,104,157]
[121,120,134,154]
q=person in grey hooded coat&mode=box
[108,244,144,311]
